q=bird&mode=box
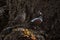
[30,16,43,25]
[29,16,43,30]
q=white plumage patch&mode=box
[31,16,43,22]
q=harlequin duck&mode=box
[31,16,43,26]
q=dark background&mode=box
[0,0,60,40]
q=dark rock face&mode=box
[0,0,60,40]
